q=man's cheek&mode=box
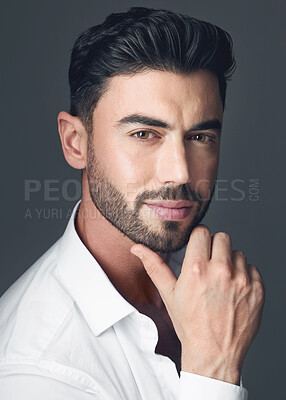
[190,179,210,201]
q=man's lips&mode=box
[144,200,193,208]
[143,200,193,220]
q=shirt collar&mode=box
[54,200,136,337]
[54,200,185,337]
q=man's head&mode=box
[58,7,236,253]
[68,7,235,135]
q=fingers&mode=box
[231,252,264,297]
[130,244,177,300]
[232,250,248,273]
[182,225,212,274]
[231,250,250,285]
[211,232,232,263]
[248,264,264,283]
[232,250,246,264]
[248,264,265,307]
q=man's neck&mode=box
[75,195,165,311]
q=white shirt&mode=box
[0,201,247,399]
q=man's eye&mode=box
[190,133,213,143]
[132,131,154,140]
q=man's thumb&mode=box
[130,244,177,298]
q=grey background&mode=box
[1,0,285,398]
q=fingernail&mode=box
[130,247,143,259]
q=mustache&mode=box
[134,184,203,211]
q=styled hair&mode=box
[69,7,236,134]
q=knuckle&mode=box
[236,273,249,289]
[147,262,158,277]
[233,249,246,259]
[216,262,232,281]
[239,250,246,258]
[190,260,204,274]
[232,250,246,265]
[250,264,257,270]
[147,259,164,276]
[250,264,260,275]
[253,280,265,300]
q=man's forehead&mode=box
[93,69,223,127]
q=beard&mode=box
[86,140,215,253]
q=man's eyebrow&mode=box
[189,119,222,133]
[115,113,222,133]
[115,114,171,129]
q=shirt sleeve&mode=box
[179,371,248,400]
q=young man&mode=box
[0,7,264,400]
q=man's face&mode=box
[86,70,223,253]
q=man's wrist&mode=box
[181,347,241,385]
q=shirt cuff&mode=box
[179,371,248,400]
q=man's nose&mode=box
[156,140,191,186]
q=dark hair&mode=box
[69,7,236,134]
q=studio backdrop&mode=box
[1,1,285,399]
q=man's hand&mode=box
[130,225,265,385]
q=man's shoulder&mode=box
[0,237,74,363]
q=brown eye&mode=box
[191,134,212,143]
[133,131,152,140]
[196,134,207,142]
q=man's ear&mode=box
[57,111,87,169]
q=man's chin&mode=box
[132,224,195,253]
[147,242,188,254]
[138,239,188,254]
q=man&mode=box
[0,6,264,400]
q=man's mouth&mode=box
[143,200,193,221]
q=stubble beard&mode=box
[86,140,215,253]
